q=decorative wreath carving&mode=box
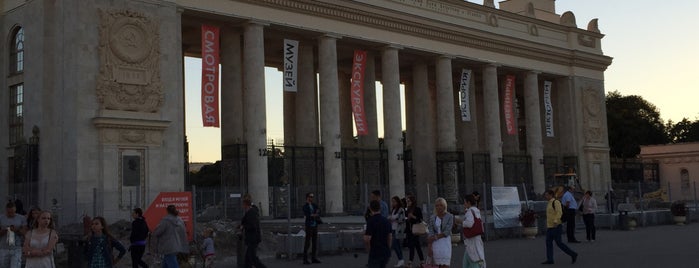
[96,9,163,113]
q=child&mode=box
[201,228,215,267]
[85,217,126,268]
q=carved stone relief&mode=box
[94,117,169,146]
[97,9,163,113]
[583,86,605,144]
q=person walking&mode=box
[364,200,392,268]
[240,199,266,268]
[461,195,485,268]
[580,191,597,242]
[428,198,453,268]
[561,186,581,243]
[0,201,27,268]
[366,190,390,221]
[152,205,188,268]
[85,217,127,268]
[129,208,149,268]
[404,195,424,268]
[388,196,406,267]
[541,190,578,265]
[200,228,215,268]
[23,211,58,268]
[302,192,321,265]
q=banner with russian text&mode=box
[351,50,368,136]
[544,81,554,137]
[459,69,473,122]
[283,39,299,92]
[504,75,516,135]
[144,192,194,241]
[201,25,220,127]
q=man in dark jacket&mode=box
[130,208,149,268]
[364,200,392,268]
[241,199,266,268]
[302,192,321,264]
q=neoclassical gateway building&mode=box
[2,0,612,222]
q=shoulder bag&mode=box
[462,210,484,238]
[411,221,428,235]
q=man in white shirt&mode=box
[0,202,27,268]
[561,186,581,243]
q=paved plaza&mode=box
[258,223,699,268]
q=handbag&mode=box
[462,210,484,238]
[411,221,428,235]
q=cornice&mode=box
[238,0,612,71]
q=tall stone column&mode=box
[381,46,405,198]
[243,22,269,215]
[221,30,244,147]
[412,61,436,204]
[524,71,545,194]
[283,82,296,146]
[339,71,354,147]
[318,35,343,214]
[359,53,379,149]
[483,64,505,186]
[435,56,458,202]
[296,45,319,146]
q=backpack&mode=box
[552,200,566,223]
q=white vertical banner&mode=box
[543,81,554,137]
[283,39,299,92]
[459,68,473,122]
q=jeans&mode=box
[0,248,22,268]
[391,230,404,260]
[565,208,578,242]
[545,225,577,263]
[303,226,318,260]
[245,242,266,268]
[583,214,596,241]
[131,245,148,268]
[161,253,179,268]
[406,234,424,262]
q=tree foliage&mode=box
[667,118,699,143]
[606,91,668,158]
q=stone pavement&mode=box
[254,223,699,268]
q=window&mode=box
[10,27,24,73]
[9,84,24,145]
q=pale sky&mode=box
[185,0,699,163]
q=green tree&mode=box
[667,118,699,143]
[606,91,668,158]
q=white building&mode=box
[1,0,612,224]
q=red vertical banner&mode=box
[201,25,220,127]
[504,75,516,135]
[144,192,194,241]
[351,50,368,136]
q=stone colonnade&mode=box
[220,23,556,215]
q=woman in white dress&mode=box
[428,197,454,267]
[23,211,59,268]
[462,195,485,268]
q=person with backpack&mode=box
[541,190,578,265]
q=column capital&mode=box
[437,54,455,60]
[318,33,343,40]
[243,20,270,27]
[484,61,501,68]
[526,70,541,75]
[382,44,403,50]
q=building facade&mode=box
[1,0,612,222]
